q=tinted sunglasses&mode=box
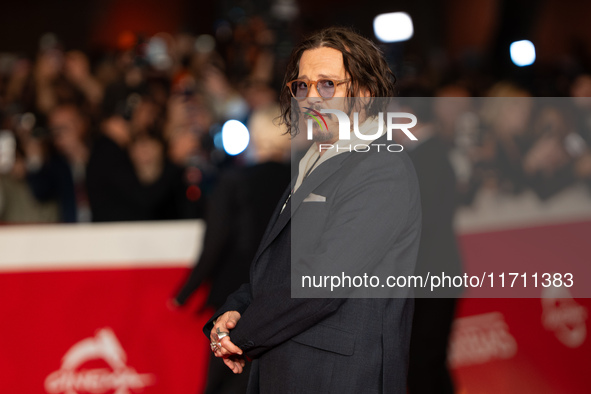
[287,78,350,100]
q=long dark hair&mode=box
[279,27,397,136]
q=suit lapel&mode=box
[252,152,350,265]
[289,152,347,213]
[250,185,291,263]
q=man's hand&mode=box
[223,355,246,374]
[210,311,245,373]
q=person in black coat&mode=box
[26,104,90,222]
[174,162,290,309]
[86,115,184,222]
[174,104,291,394]
[403,102,463,394]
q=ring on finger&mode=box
[210,341,222,352]
[215,327,230,342]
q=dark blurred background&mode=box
[1,0,590,225]
[3,0,591,89]
[1,3,590,394]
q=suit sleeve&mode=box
[202,282,253,338]
[228,154,420,358]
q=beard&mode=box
[309,121,336,142]
[302,106,338,143]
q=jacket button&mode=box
[242,341,255,348]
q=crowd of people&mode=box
[1,23,591,224]
[396,82,591,206]
[0,24,285,223]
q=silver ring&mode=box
[210,342,221,352]
[216,331,229,341]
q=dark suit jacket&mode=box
[205,135,421,393]
[175,162,291,308]
[407,135,462,297]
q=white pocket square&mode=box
[303,193,326,202]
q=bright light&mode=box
[146,36,171,70]
[221,120,250,155]
[510,40,536,67]
[373,12,414,43]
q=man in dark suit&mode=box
[204,27,422,393]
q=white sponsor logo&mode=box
[305,109,417,141]
[542,286,588,348]
[45,328,155,394]
[448,312,517,368]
